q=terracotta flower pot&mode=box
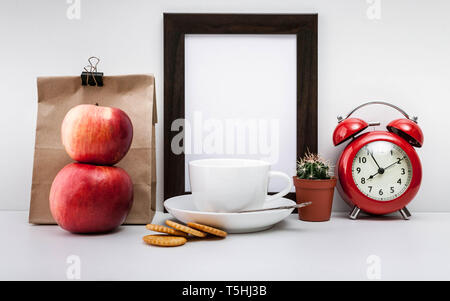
[293,177,337,222]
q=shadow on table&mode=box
[29,224,126,237]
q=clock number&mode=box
[401,168,405,175]
[359,157,367,164]
[361,177,365,184]
[356,167,361,174]
[397,178,402,185]
[390,187,394,193]
[397,157,402,164]
[368,186,373,192]
[379,189,383,196]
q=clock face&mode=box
[352,141,413,201]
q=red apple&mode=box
[62,104,133,165]
[49,163,133,233]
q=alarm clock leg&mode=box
[349,206,361,220]
[399,207,411,220]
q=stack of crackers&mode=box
[143,220,227,247]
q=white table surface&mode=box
[1,210,449,281]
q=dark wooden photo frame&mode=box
[164,13,318,202]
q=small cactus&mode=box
[297,152,333,180]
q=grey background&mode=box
[0,0,447,212]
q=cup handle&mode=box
[265,171,293,203]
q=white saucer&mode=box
[164,195,296,233]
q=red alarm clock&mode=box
[333,101,423,220]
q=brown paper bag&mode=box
[29,74,157,224]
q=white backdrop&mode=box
[0,0,448,212]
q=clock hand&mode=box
[369,151,381,169]
[367,150,384,180]
[368,171,379,180]
[368,156,407,180]
[369,156,406,180]
[383,156,406,171]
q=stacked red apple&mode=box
[50,104,134,233]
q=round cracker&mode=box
[187,222,227,238]
[145,224,187,237]
[165,220,207,237]
[142,235,187,247]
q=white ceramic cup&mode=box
[189,159,293,213]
